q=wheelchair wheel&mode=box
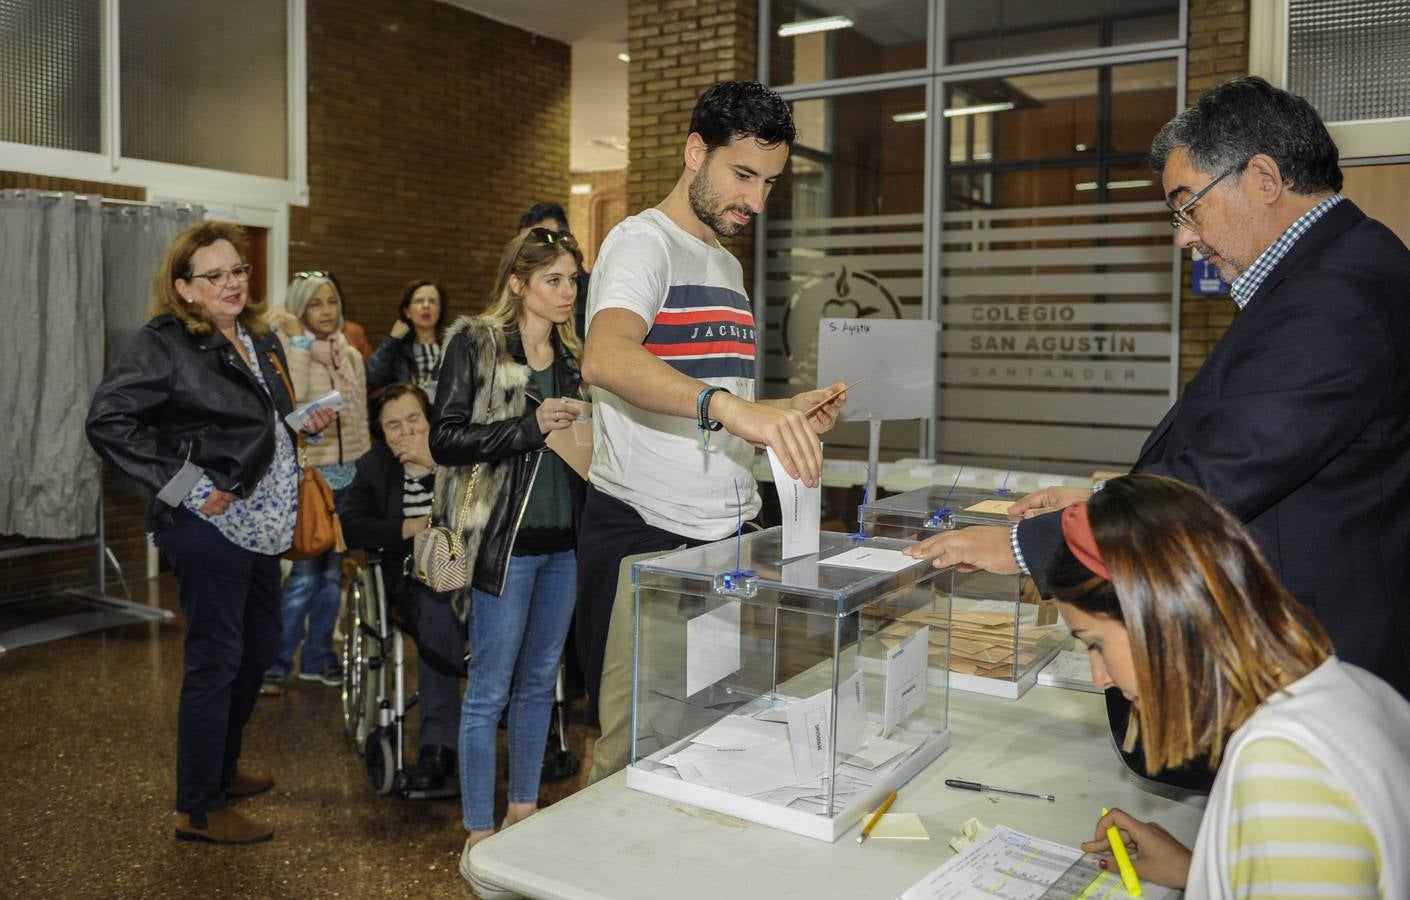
[365,726,396,795]
[341,575,368,746]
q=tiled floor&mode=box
[0,577,599,899]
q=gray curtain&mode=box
[0,190,202,539]
[102,202,204,369]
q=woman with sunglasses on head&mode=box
[429,227,585,890]
[366,279,448,401]
[86,223,335,844]
[262,273,372,694]
[1048,475,1410,895]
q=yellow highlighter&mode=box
[1102,807,1143,896]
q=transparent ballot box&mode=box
[626,527,951,842]
[861,484,1066,699]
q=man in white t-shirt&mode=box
[576,81,847,734]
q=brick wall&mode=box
[294,0,571,333]
[626,0,759,281]
[568,168,628,268]
[1178,0,1251,387]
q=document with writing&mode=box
[766,447,820,559]
[898,825,1171,900]
[883,626,929,734]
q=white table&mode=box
[469,686,1205,899]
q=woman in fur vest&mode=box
[430,227,586,875]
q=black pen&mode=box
[945,778,1055,802]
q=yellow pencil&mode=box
[804,378,865,417]
[856,790,898,844]
[1101,807,1143,896]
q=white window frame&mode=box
[0,0,309,206]
[1249,0,1410,162]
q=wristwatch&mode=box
[696,386,728,434]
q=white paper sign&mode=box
[820,547,916,573]
[883,626,929,734]
[766,447,820,559]
[685,601,741,697]
[817,318,938,423]
[785,671,866,780]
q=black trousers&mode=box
[574,486,701,724]
[154,508,281,814]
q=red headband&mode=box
[1061,501,1111,581]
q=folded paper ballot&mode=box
[284,389,343,431]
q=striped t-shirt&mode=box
[1223,737,1379,896]
[402,470,434,519]
[585,208,760,540]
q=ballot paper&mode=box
[1036,650,1100,693]
[544,419,593,480]
[898,825,1173,900]
[820,547,916,573]
[963,499,1015,515]
[283,389,343,431]
[884,626,929,734]
[766,447,820,559]
[685,601,741,697]
[785,671,867,780]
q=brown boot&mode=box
[175,807,274,844]
[226,768,274,799]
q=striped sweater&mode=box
[1187,659,1410,898]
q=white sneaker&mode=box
[459,837,520,899]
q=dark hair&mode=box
[369,382,431,443]
[397,278,447,333]
[1046,475,1332,774]
[517,202,570,233]
[689,80,797,152]
[1150,76,1342,194]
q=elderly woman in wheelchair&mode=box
[341,383,465,795]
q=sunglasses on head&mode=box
[293,270,332,279]
[526,227,577,247]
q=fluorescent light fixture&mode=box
[1074,179,1154,191]
[941,101,1016,118]
[571,183,592,195]
[778,15,854,37]
[617,52,630,63]
[891,111,927,123]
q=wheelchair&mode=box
[340,555,579,797]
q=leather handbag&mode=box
[268,350,346,561]
[412,463,479,592]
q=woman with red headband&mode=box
[1046,475,1410,895]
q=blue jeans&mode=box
[459,550,576,832]
[268,489,346,678]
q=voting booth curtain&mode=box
[0,190,202,539]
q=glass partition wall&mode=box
[762,0,1185,474]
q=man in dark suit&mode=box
[906,76,1410,704]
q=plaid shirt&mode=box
[1229,194,1343,309]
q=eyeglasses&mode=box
[1169,161,1243,232]
[293,270,331,279]
[188,263,254,288]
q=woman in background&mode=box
[366,279,447,400]
[1047,475,1410,895]
[87,222,333,844]
[342,383,464,794]
[429,228,585,890]
[263,272,372,694]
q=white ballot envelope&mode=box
[284,390,343,431]
[766,446,820,559]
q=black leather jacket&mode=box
[430,323,584,596]
[86,314,298,532]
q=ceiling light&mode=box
[617,52,630,63]
[590,137,629,153]
[891,111,927,123]
[1074,179,1154,191]
[571,183,592,195]
[777,15,854,37]
[1075,143,1088,152]
[941,101,1016,118]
